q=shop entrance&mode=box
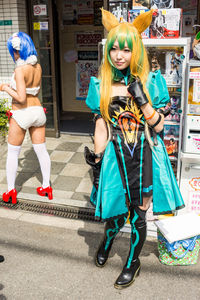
[27,0,60,137]
[56,0,104,135]
[27,0,105,136]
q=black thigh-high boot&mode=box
[114,207,147,289]
[96,215,127,267]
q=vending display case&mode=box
[180,59,200,216]
[143,38,191,182]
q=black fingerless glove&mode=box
[128,77,149,108]
[157,107,171,117]
[84,146,103,190]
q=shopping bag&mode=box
[157,230,200,266]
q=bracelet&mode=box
[93,114,102,123]
[144,110,156,120]
[151,114,162,128]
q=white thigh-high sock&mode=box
[6,143,21,191]
[32,143,51,188]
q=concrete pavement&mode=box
[0,207,199,300]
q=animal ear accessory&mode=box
[101,8,154,35]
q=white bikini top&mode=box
[10,55,40,96]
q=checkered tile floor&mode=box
[0,134,95,209]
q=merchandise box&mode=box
[164,123,180,138]
[132,0,151,8]
[150,0,174,9]
[162,51,185,86]
[109,0,131,22]
[150,9,182,39]
[164,137,179,159]
[128,8,150,38]
[164,95,181,122]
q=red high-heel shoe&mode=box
[2,189,17,204]
[37,186,53,200]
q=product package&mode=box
[109,0,131,22]
[150,9,182,39]
[150,0,174,9]
[132,0,151,8]
[128,8,150,38]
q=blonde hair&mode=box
[99,22,151,122]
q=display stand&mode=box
[180,59,200,216]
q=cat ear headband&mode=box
[101,8,154,35]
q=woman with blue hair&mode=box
[0,32,53,203]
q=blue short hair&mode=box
[7,32,37,62]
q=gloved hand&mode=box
[157,107,171,117]
[84,146,103,190]
[128,77,149,108]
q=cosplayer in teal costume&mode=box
[85,8,185,290]
[87,72,184,219]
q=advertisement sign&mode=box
[76,32,102,47]
[76,51,98,100]
[189,191,200,214]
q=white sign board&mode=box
[33,5,47,16]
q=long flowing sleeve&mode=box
[146,70,170,109]
[86,76,101,115]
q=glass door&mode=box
[27,0,60,137]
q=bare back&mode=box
[12,63,42,110]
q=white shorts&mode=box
[11,106,46,130]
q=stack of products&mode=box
[109,0,182,39]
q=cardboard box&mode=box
[150,9,182,38]
[150,0,174,9]
[128,8,150,38]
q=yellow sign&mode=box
[33,22,40,30]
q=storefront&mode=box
[0,0,200,140]
[26,0,107,137]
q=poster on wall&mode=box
[62,0,78,25]
[76,32,102,47]
[76,51,98,100]
[77,0,94,24]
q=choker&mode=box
[15,55,38,67]
[113,67,134,86]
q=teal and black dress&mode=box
[86,70,185,222]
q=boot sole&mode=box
[114,266,141,289]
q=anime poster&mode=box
[76,51,98,100]
[76,32,102,47]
